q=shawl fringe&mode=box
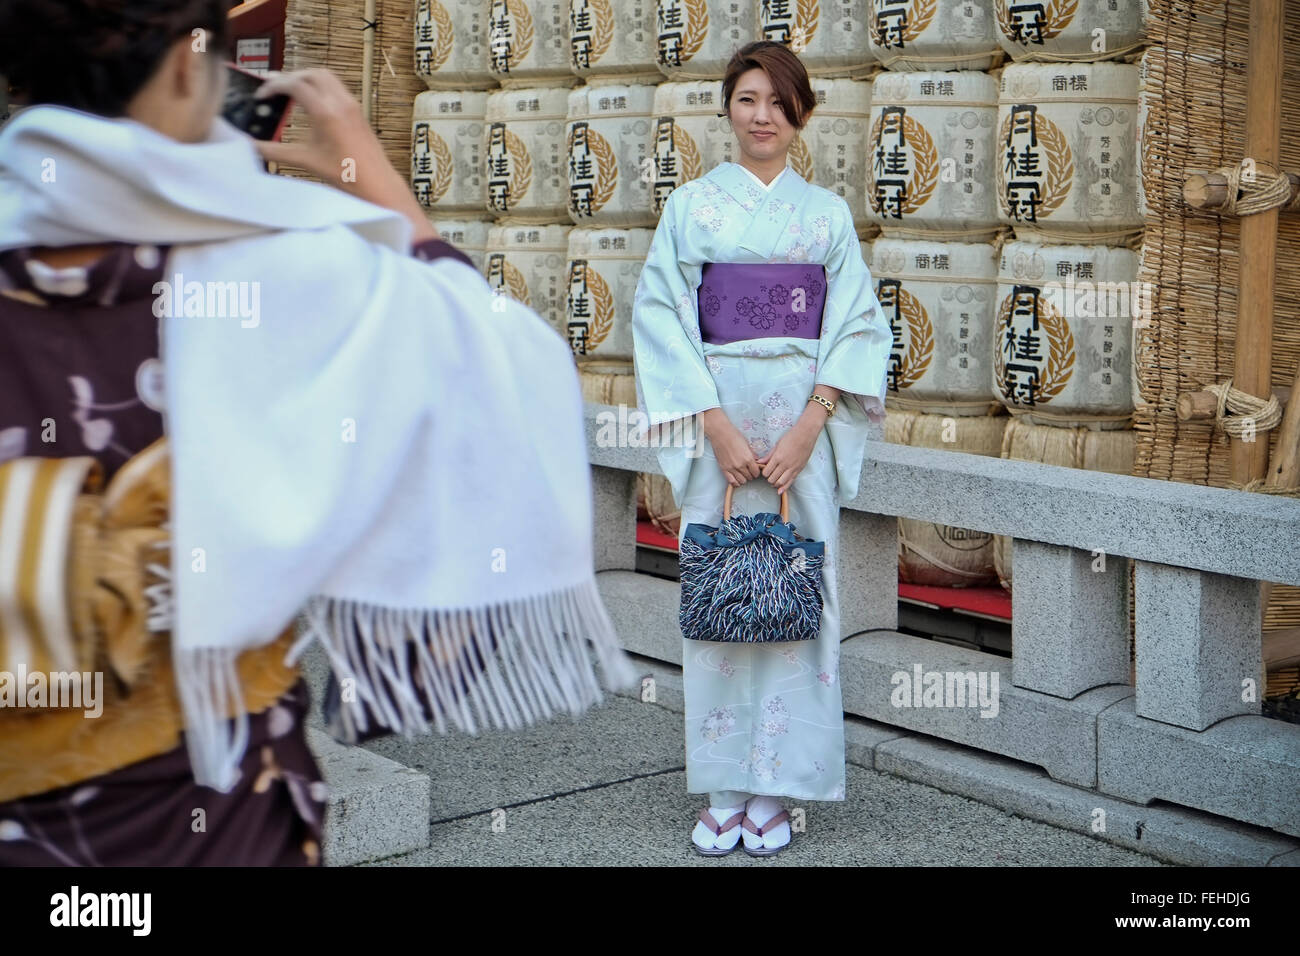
[296,576,638,746]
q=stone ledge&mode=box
[598,569,683,665]
[875,733,1300,866]
[582,404,1300,585]
[306,728,431,867]
[840,631,1134,787]
[1097,698,1300,838]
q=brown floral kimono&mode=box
[0,234,472,866]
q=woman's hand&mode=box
[699,408,761,487]
[757,415,822,495]
[249,69,438,242]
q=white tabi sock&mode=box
[742,795,790,851]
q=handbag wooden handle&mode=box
[723,482,789,523]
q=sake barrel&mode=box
[566,84,657,228]
[868,0,1000,72]
[648,81,737,212]
[871,238,1001,416]
[994,240,1139,428]
[885,409,1007,587]
[654,0,760,81]
[996,63,1142,242]
[569,0,661,84]
[866,71,1000,240]
[414,0,497,90]
[565,227,655,368]
[796,77,872,232]
[579,364,639,405]
[432,218,493,273]
[759,0,873,79]
[994,0,1147,63]
[412,90,489,217]
[993,416,1134,588]
[484,87,572,222]
[487,0,579,89]
[638,472,682,535]
[484,222,572,332]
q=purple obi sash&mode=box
[696,262,827,345]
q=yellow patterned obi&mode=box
[0,440,301,803]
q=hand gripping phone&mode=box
[221,63,291,141]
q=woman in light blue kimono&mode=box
[632,41,892,857]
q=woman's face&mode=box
[727,67,797,164]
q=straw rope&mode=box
[881,226,1003,242]
[872,50,1000,70]
[1012,225,1146,247]
[1203,379,1283,436]
[1007,43,1147,65]
[1226,479,1300,496]
[886,394,1005,415]
[1208,160,1297,215]
[1008,407,1134,425]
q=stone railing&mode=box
[584,404,1300,838]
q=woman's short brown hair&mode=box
[721,40,817,130]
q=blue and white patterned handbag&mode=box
[679,483,825,643]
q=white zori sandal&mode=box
[691,807,745,856]
[741,808,791,857]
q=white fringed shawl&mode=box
[0,105,637,791]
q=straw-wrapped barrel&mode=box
[873,238,1002,416]
[759,0,873,78]
[566,84,658,228]
[649,81,737,210]
[994,0,1147,63]
[654,0,760,80]
[994,240,1139,428]
[868,0,1001,72]
[484,86,572,221]
[412,90,489,216]
[866,70,1001,240]
[996,63,1142,243]
[484,222,572,332]
[486,0,579,89]
[569,0,661,84]
[414,0,497,89]
[565,227,655,369]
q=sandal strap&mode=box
[742,809,790,837]
[698,807,745,835]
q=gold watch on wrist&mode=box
[808,393,836,417]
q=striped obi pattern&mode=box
[0,456,101,679]
[696,262,828,346]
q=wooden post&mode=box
[1232,0,1285,485]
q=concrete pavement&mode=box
[298,644,1194,866]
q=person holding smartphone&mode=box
[0,0,634,866]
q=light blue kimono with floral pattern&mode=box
[632,161,892,801]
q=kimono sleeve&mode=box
[815,196,891,423]
[814,197,893,504]
[631,189,721,436]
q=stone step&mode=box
[305,727,430,867]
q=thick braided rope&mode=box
[1218,161,1295,216]
[1205,379,1283,437]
